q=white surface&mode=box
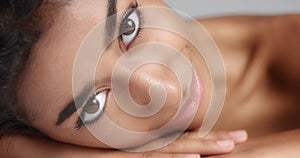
[164,0,300,17]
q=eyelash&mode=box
[76,92,97,130]
[76,89,109,130]
[75,2,142,130]
[118,2,144,51]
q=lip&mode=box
[166,68,203,129]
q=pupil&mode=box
[122,18,135,35]
[84,98,99,114]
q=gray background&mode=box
[164,0,300,18]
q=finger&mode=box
[207,151,257,158]
[101,151,201,158]
[203,130,248,144]
[180,130,248,144]
[159,138,235,156]
[208,154,241,158]
[179,130,201,139]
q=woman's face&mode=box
[18,0,211,148]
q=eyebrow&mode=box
[56,0,117,126]
[56,83,94,125]
[105,0,118,44]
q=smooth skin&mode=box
[1,2,300,158]
[17,0,214,148]
[0,130,247,158]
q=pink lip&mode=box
[167,68,203,129]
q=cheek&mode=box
[104,98,178,133]
[26,105,112,149]
[139,0,168,7]
[134,28,187,53]
[136,0,187,50]
[155,31,187,51]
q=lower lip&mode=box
[167,68,203,128]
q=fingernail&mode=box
[185,154,201,158]
[216,140,234,147]
[229,130,247,140]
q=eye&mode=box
[119,5,141,49]
[80,90,108,123]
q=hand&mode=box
[157,129,248,156]
[207,129,300,158]
[0,130,248,158]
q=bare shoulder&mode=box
[263,14,300,95]
[195,16,269,92]
[197,15,300,135]
[196,15,300,95]
[197,16,266,49]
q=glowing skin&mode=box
[18,0,212,148]
[10,0,300,156]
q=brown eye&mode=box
[81,90,108,123]
[121,18,136,35]
[84,98,100,114]
[120,8,140,49]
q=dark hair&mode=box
[0,0,45,136]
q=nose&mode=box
[129,63,181,109]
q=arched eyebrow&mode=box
[56,0,117,126]
[105,0,117,44]
[56,83,94,126]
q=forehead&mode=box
[18,0,137,121]
[18,0,109,118]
